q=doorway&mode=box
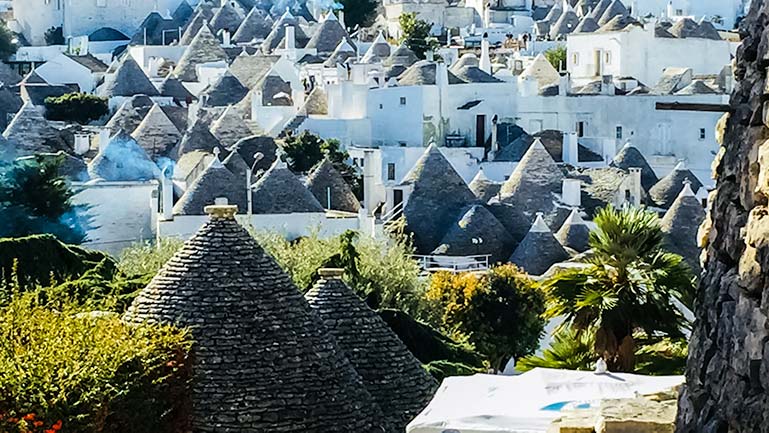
[476,115,486,147]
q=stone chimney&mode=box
[338,11,346,29]
[562,131,579,165]
[562,178,581,207]
[285,25,296,50]
[628,167,643,206]
[161,168,174,221]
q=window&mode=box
[352,157,359,166]
[387,163,396,181]
[379,104,383,109]
[616,126,623,140]
[604,51,612,64]
[676,8,683,15]
[398,141,407,147]
[576,121,585,137]
[699,128,706,140]
[572,53,579,66]
[399,97,407,106]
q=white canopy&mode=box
[407,368,683,433]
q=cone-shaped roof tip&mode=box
[531,212,550,232]
[566,207,585,224]
[680,179,696,197]
[674,160,686,170]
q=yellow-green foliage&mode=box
[253,230,341,291]
[118,238,185,277]
[0,294,192,433]
[425,265,546,370]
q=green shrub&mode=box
[44,93,109,124]
[544,45,566,71]
[424,360,484,381]
[0,295,192,433]
[118,238,184,277]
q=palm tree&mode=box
[543,205,695,372]
[517,327,597,372]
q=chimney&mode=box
[223,30,231,46]
[74,133,90,155]
[285,25,296,50]
[628,167,643,206]
[562,131,579,165]
[666,0,674,18]
[491,116,499,155]
[426,50,434,61]
[600,75,615,95]
[479,33,491,74]
[204,204,238,220]
[558,73,571,95]
[338,11,346,29]
[161,168,174,221]
[562,179,581,207]
[436,61,449,88]
[318,268,344,280]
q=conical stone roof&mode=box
[251,160,325,214]
[305,158,360,213]
[131,104,181,159]
[230,134,277,171]
[200,71,249,107]
[597,0,628,26]
[305,12,354,54]
[498,139,564,219]
[210,105,252,147]
[172,0,194,25]
[648,162,704,209]
[261,12,309,53]
[210,1,244,33]
[362,32,391,63]
[159,75,195,101]
[574,15,600,33]
[433,204,515,263]
[124,206,386,432]
[106,95,154,134]
[222,148,250,182]
[401,144,478,254]
[305,269,437,433]
[173,154,248,214]
[179,10,209,45]
[660,181,705,272]
[322,40,356,67]
[99,55,158,97]
[174,119,222,158]
[3,102,66,157]
[174,24,228,82]
[88,130,159,181]
[610,142,658,191]
[589,0,612,20]
[233,7,273,43]
[509,213,570,275]
[468,168,501,202]
[550,9,580,39]
[383,44,419,68]
[555,208,591,252]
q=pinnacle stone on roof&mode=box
[174,119,223,158]
[172,152,248,214]
[573,15,600,33]
[98,54,159,97]
[233,7,274,43]
[610,142,659,191]
[305,158,360,213]
[199,71,249,107]
[88,130,160,182]
[660,181,705,271]
[210,1,244,33]
[468,168,502,202]
[509,213,570,275]
[305,12,355,54]
[305,270,437,433]
[174,24,228,82]
[210,105,253,147]
[597,0,628,26]
[555,208,591,252]
[401,144,478,253]
[384,44,419,68]
[251,160,325,214]
[124,208,386,432]
[130,104,181,159]
[648,162,704,209]
[432,204,515,263]
[498,138,564,214]
[3,102,67,157]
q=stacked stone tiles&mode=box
[124,206,386,432]
[305,269,437,433]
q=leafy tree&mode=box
[44,26,65,45]
[338,0,378,29]
[425,265,546,371]
[281,130,327,172]
[398,12,436,59]
[0,20,17,60]
[44,92,109,124]
[0,154,88,244]
[544,45,566,71]
[543,205,695,372]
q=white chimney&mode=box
[285,25,296,50]
[223,30,231,46]
[426,50,434,61]
[491,117,499,155]
[74,133,90,155]
[666,0,674,18]
[436,61,449,88]
[558,73,571,95]
[338,11,346,29]
[628,167,643,206]
[479,33,491,74]
[562,132,579,165]
[161,170,174,221]
[562,179,581,207]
